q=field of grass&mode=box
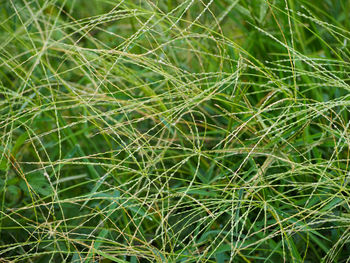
[1,0,350,262]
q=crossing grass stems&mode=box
[0,0,350,262]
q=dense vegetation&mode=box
[1,0,350,262]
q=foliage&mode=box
[1,0,350,262]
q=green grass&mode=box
[1,0,350,262]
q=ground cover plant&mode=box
[1,0,350,262]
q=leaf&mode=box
[19,173,52,196]
[12,132,28,156]
[259,1,269,24]
[0,158,9,171]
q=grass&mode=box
[0,0,350,262]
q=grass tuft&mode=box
[1,0,350,262]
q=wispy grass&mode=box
[1,0,350,262]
